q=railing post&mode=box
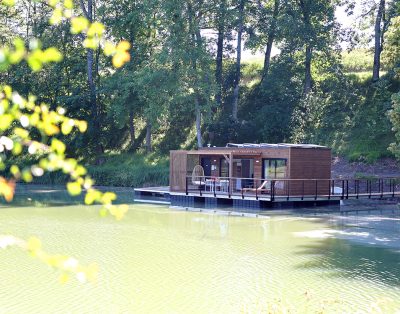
[356,180,359,199]
[287,180,290,201]
[369,179,372,198]
[381,179,384,198]
[341,180,345,200]
[271,180,275,202]
[228,177,231,198]
[328,180,331,199]
[315,180,318,200]
[346,180,349,199]
[255,178,258,200]
[302,180,304,200]
[185,176,188,195]
[200,177,202,197]
[213,179,216,197]
[241,179,244,199]
[392,179,395,198]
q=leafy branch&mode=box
[0,0,131,283]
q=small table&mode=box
[205,179,229,193]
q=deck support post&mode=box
[315,180,318,200]
[341,180,345,200]
[229,153,233,196]
[271,180,275,202]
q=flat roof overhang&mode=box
[187,151,262,156]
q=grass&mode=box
[34,153,169,188]
[86,153,169,187]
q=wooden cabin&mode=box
[170,143,331,197]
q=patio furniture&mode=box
[192,165,205,186]
[241,180,272,194]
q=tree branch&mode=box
[79,0,89,19]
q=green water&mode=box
[1,190,400,313]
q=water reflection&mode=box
[1,185,400,312]
[295,237,400,288]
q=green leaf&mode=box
[67,181,82,196]
[87,22,105,37]
[51,138,66,154]
[0,114,13,130]
[61,120,73,135]
[42,47,63,62]
[3,0,15,6]
[71,17,89,34]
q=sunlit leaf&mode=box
[0,114,13,130]
[51,138,66,154]
[116,40,131,52]
[87,22,104,37]
[2,0,15,6]
[63,0,73,9]
[103,42,116,56]
[61,119,73,135]
[22,170,33,182]
[42,47,63,62]
[71,17,89,34]
[0,177,15,202]
[59,273,69,284]
[27,236,42,252]
[50,8,63,25]
[112,52,130,68]
[67,181,81,196]
[78,121,87,132]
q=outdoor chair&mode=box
[241,180,285,194]
[241,180,271,194]
[191,165,205,186]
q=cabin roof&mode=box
[225,143,327,149]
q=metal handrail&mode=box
[184,175,400,201]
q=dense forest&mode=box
[1,0,399,186]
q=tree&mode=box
[281,0,338,95]
[0,0,131,282]
[231,0,245,121]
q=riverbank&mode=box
[28,154,400,188]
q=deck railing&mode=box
[185,176,400,201]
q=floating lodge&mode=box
[135,143,400,209]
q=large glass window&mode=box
[263,159,287,179]
[220,159,229,177]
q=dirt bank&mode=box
[332,157,400,178]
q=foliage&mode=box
[388,92,400,158]
[0,0,130,283]
[342,49,375,73]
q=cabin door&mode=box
[201,157,212,177]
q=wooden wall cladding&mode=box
[170,151,188,192]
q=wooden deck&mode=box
[134,177,400,208]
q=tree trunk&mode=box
[188,2,203,148]
[372,0,385,82]
[232,0,245,121]
[129,109,135,149]
[304,44,312,94]
[261,0,279,81]
[80,0,101,154]
[215,0,226,108]
[195,96,202,148]
[145,123,152,153]
[298,0,312,95]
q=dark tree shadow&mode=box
[295,237,400,287]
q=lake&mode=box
[0,186,400,313]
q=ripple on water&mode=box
[0,204,399,313]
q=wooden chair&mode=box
[191,165,205,186]
[242,180,285,194]
[242,180,271,194]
